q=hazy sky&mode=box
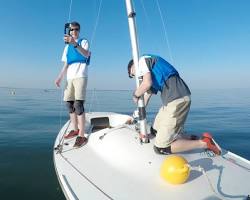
[0,0,250,90]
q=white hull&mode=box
[54,112,250,200]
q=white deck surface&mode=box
[54,112,250,200]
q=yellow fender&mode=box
[160,155,190,184]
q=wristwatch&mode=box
[74,43,79,48]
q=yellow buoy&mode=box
[160,155,190,184]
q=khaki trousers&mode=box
[153,95,191,148]
[64,77,88,101]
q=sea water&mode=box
[0,87,249,200]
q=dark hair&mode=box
[127,59,134,78]
[70,21,80,30]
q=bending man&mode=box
[127,54,221,155]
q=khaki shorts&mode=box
[64,77,88,101]
[153,95,191,148]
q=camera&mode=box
[64,23,71,35]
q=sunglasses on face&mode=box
[128,73,134,78]
[70,28,79,32]
[128,68,134,78]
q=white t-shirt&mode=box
[136,56,150,77]
[61,39,89,80]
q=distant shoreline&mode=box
[0,87,132,92]
[0,86,249,91]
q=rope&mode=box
[155,0,174,64]
[189,165,226,200]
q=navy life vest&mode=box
[144,54,179,94]
[66,38,90,65]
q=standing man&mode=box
[55,21,91,148]
[127,54,221,155]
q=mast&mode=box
[125,0,149,143]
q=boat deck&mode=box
[54,112,250,200]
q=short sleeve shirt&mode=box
[136,56,150,77]
[62,39,89,80]
[138,55,191,104]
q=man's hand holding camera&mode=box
[64,35,77,46]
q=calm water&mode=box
[0,87,249,199]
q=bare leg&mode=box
[69,112,78,130]
[170,139,207,153]
[77,113,85,137]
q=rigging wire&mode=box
[67,0,73,23]
[90,0,103,48]
[139,0,151,25]
[88,89,101,113]
[60,153,114,200]
[139,0,153,53]
[87,0,103,112]
[66,0,103,47]
[155,0,174,64]
[59,0,73,130]
[58,83,65,131]
[88,89,94,113]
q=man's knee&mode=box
[74,100,85,115]
[66,101,75,113]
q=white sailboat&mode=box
[54,1,250,199]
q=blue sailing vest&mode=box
[66,38,90,65]
[144,54,179,94]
